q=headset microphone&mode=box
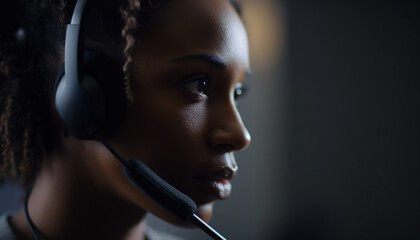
[96,135,227,240]
[23,0,229,239]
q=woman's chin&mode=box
[195,202,214,223]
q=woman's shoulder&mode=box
[0,213,18,240]
[0,212,186,240]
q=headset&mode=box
[24,0,227,239]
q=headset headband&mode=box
[64,0,87,96]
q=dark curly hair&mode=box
[0,0,242,188]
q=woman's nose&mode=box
[209,105,251,152]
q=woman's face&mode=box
[98,0,250,225]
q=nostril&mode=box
[222,167,235,179]
[218,143,235,152]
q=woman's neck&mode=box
[10,146,147,240]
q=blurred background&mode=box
[1,0,419,239]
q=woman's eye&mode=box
[182,74,210,97]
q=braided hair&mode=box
[0,0,242,188]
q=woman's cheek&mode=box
[179,102,208,133]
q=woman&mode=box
[0,0,251,239]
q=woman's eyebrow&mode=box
[167,53,228,69]
[168,53,253,75]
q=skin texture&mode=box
[10,0,250,239]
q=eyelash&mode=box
[181,74,248,102]
[182,74,210,97]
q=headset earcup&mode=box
[54,51,127,139]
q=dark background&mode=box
[277,0,420,239]
[1,0,419,239]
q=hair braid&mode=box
[1,89,18,175]
[121,0,141,102]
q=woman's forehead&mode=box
[136,0,249,70]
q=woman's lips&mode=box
[194,178,232,200]
[192,167,237,202]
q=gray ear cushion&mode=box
[54,51,127,139]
